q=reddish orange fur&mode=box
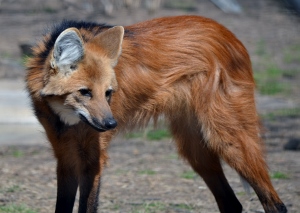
[26,16,286,213]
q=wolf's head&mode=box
[40,26,124,132]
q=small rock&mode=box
[284,138,300,151]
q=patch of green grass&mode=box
[133,202,167,213]
[124,125,171,141]
[257,81,286,95]
[0,204,37,213]
[146,128,171,141]
[253,40,300,96]
[110,204,120,210]
[12,149,24,158]
[6,185,21,193]
[138,170,156,175]
[167,153,178,160]
[265,66,282,78]
[236,191,247,196]
[284,44,300,63]
[170,203,194,210]
[181,171,196,179]
[125,131,144,139]
[271,171,289,179]
[164,0,197,11]
[144,202,166,211]
[262,108,300,120]
[254,66,291,95]
[256,39,267,56]
[115,169,128,175]
[0,52,12,59]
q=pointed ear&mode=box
[52,28,84,73]
[95,26,124,66]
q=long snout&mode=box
[79,112,117,132]
[78,99,118,132]
[90,116,117,132]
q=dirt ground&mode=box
[1,117,300,213]
[0,0,300,212]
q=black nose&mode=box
[104,117,117,130]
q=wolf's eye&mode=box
[105,89,113,102]
[79,88,92,98]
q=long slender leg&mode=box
[170,118,242,213]
[78,170,102,213]
[195,93,287,213]
[55,160,78,213]
[77,131,111,213]
[181,141,242,213]
[218,134,287,213]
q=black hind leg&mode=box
[170,121,242,213]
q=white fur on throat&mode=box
[48,101,81,125]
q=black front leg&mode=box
[78,168,101,213]
[55,161,78,213]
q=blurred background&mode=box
[0,0,299,212]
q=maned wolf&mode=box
[26,16,287,213]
